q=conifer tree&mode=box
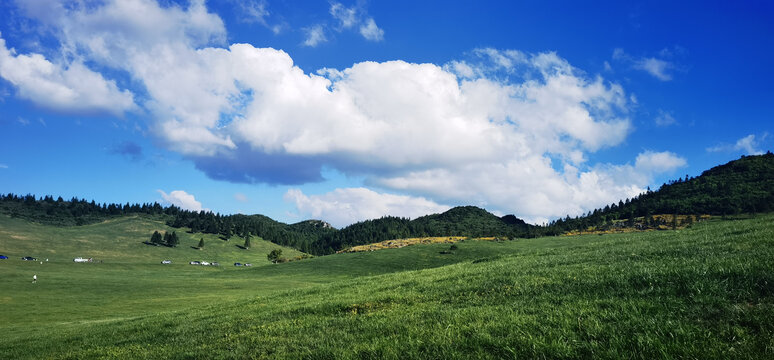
[150,231,162,245]
[167,231,179,247]
[244,234,251,249]
[197,237,204,249]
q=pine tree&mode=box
[150,231,162,245]
[244,234,251,249]
[167,231,179,247]
[197,237,204,249]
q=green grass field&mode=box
[1,214,773,358]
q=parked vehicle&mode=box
[201,261,210,266]
[0,255,8,259]
[189,261,201,265]
[244,263,253,267]
[234,262,242,267]
[161,260,172,264]
[210,262,219,266]
[22,256,37,261]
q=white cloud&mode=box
[613,48,676,81]
[445,60,477,79]
[0,163,8,169]
[373,150,685,225]
[359,18,384,41]
[234,192,248,203]
[472,48,526,70]
[634,150,687,174]
[157,190,206,212]
[612,48,626,60]
[735,134,765,155]
[327,2,383,42]
[237,0,282,34]
[654,110,677,127]
[635,57,673,81]
[0,36,135,115]
[302,24,327,47]
[707,134,766,155]
[284,188,450,228]
[329,2,358,29]
[8,1,689,224]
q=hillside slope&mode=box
[546,152,774,234]
[0,214,304,265]
[4,215,773,358]
[313,206,535,253]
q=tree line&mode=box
[541,152,774,235]
[149,230,179,247]
[0,193,180,226]
[3,153,772,256]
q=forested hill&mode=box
[0,194,175,226]
[311,206,535,254]
[0,193,532,255]
[414,206,530,234]
[2,153,772,255]
[544,152,774,234]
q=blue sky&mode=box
[0,0,771,227]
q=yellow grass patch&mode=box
[341,236,503,253]
[563,214,711,236]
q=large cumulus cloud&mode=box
[7,0,687,224]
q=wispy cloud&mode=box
[302,24,327,47]
[613,47,682,81]
[635,57,673,81]
[654,110,677,127]
[234,192,248,203]
[320,2,384,43]
[0,163,8,169]
[359,18,384,41]
[329,2,358,29]
[236,0,282,34]
[707,134,767,155]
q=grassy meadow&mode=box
[1,214,773,358]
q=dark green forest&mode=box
[544,152,774,235]
[2,152,772,255]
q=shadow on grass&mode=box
[235,245,248,250]
[143,241,179,248]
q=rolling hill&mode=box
[0,213,305,265]
[2,153,773,255]
[546,152,774,234]
[2,213,772,358]
[1,154,774,358]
